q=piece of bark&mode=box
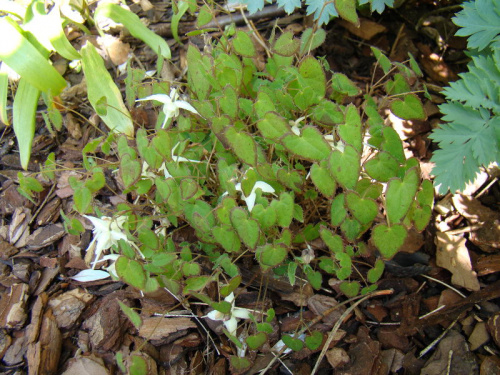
[26,294,47,344]
[33,266,61,296]
[36,197,62,226]
[27,309,62,375]
[81,293,131,351]
[138,317,196,344]
[25,224,65,251]
[48,288,94,330]
[3,331,27,366]
[0,329,12,359]
[0,283,29,329]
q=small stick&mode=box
[419,316,459,358]
[311,289,393,375]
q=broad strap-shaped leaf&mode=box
[95,2,170,58]
[13,78,39,169]
[81,42,134,137]
[0,17,66,94]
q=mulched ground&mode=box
[0,0,499,374]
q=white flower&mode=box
[84,215,128,268]
[136,88,199,128]
[235,181,275,212]
[206,293,251,336]
[290,116,306,136]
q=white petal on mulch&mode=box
[71,269,110,282]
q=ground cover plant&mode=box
[0,0,499,374]
[60,15,432,371]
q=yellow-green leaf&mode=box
[81,42,134,137]
[0,17,66,94]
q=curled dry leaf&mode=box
[435,232,480,291]
[62,355,109,375]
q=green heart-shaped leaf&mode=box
[305,331,324,350]
[381,127,405,163]
[280,126,331,161]
[364,152,401,182]
[257,111,291,141]
[329,145,360,189]
[246,332,268,349]
[116,257,146,289]
[256,244,288,268]
[385,168,419,224]
[390,94,425,120]
[334,0,359,26]
[331,193,347,226]
[270,192,294,228]
[273,31,300,56]
[251,204,277,229]
[412,205,432,231]
[339,280,360,297]
[120,154,141,188]
[219,86,238,118]
[282,335,304,351]
[230,208,260,249]
[233,30,255,57]
[346,192,378,225]
[213,225,241,253]
[338,104,362,151]
[372,224,407,259]
[341,217,363,241]
[224,126,258,166]
[367,259,385,283]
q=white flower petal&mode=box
[71,269,110,282]
[232,307,251,320]
[136,94,172,104]
[291,125,301,136]
[244,193,257,212]
[224,292,236,304]
[224,317,238,336]
[206,309,225,321]
[252,181,275,194]
[176,100,200,115]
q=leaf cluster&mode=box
[430,0,500,193]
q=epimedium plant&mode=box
[54,23,434,365]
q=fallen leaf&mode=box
[468,321,489,351]
[338,18,387,40]
[138,317,196,343]
[435,232,480,291]
[421,331,478,375]
[62,355,109,375]
[326,347,349,368]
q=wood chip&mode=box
[48,288,94,329]
[27,309,62,375]
[25,224,65,250]
[0,283,29,329]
